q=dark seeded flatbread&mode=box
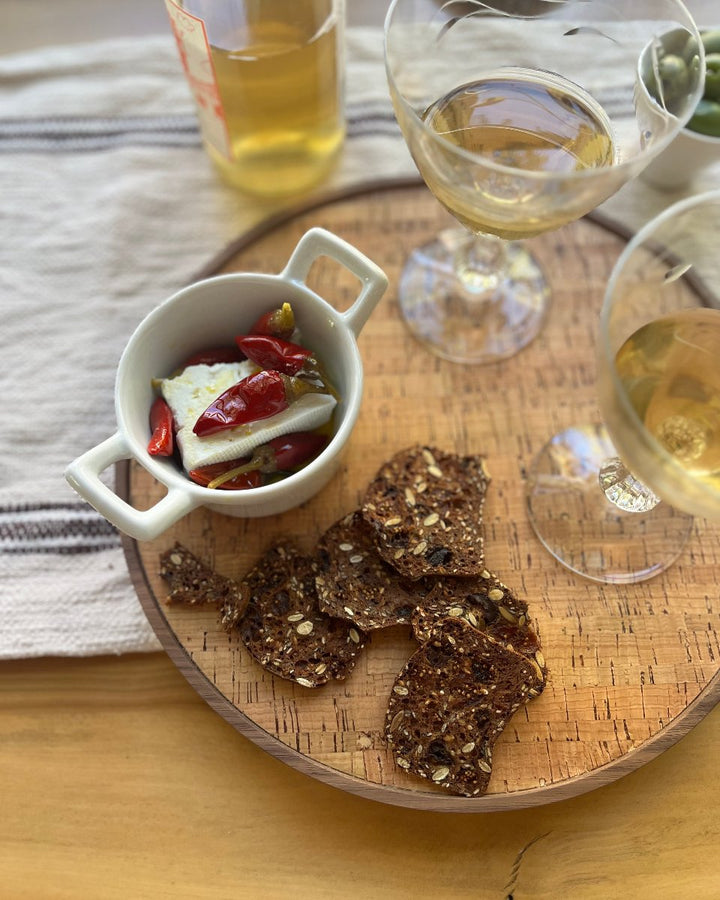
[315,510,433,630]
[411,570,546,681]
[238,542,367,687]
[411,568,528,642]
[361,445,490,580]
[159,543,248,628]
[385,617,544,797]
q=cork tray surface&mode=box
[122,178,720,812]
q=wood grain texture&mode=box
[3,652,720,899]
[122,179,720,811]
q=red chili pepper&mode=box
[188,460,263,491]
[147,396,175,456]
[193,370,321,437]
[180,346,246,368]
[234,334,320,379]
[249,302,295,339]
[191,432,329,490]
[263,432,329,472]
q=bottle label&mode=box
[164,0,232,159]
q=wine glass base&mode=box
[397,230,549,364]
[526,424,694,584]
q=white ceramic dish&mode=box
[65,227,388,540]
[640,124,720,189]
[638,27,720,190]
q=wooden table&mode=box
[2,650,720,898]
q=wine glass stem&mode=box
[598,456,662,513]
[443,228,508,295]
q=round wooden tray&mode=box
[121,177,720,812]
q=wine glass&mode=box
[384,0,704,364]
[526,189,720,583]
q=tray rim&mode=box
[119,176,720,812]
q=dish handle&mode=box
[65,432,198,541]
[281,227,388,338]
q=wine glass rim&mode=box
[600,188,720,496]
[383,0,705,184]
[601,188,720,347]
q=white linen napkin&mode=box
[0,27,717,659]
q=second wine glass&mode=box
[384,0,704,363]
[527,190,720,583]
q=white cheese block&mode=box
[160,362,337,470]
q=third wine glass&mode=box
[527,190,720,583]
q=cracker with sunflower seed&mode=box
[237,542,368,687]
[361,445,491,580]
[315,510,433,630]
[410,569,546,683]
[159,542,248,630]
[385,617,544,797]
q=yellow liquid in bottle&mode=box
[206,11,344,196]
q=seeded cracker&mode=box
[238,542,367,687]
[159,542,248,628]
[361,446,490,580]
[411,569,546,682]
[385,617,544,797]
[315,510,433,630]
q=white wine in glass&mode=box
[421,69,616,239]
[384,0,704,363]
[527,190,720,583]
[613,309,720,504]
